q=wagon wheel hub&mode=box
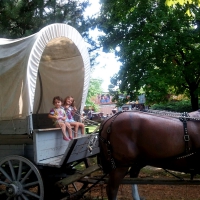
[6,181,22,196]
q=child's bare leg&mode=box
[56,123,69,140]
[79,123,85,135]
[74,123,78,138]
[65,122,73,139]
[70,122,79,138]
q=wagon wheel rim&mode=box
[63,158,90,200]
[0,155,44,200]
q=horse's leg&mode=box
[129,164,145,200]
[106,167,129,200]
[132,184,140,200]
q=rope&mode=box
[73,110,100,127]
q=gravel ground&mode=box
[84,166,200,200]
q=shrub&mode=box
[150,100,193,112]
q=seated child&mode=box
[48,96,72,141]
[63,96,85,138]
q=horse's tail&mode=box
[97,120,111,174]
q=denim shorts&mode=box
[66,119,75,123]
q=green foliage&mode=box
[0,0,90,38]
[0,0,100,61]
[0,0,104,93]
[85,78,103,111]
[151,100,193,112]
[98,0,200,111]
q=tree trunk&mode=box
[190,89,199,111]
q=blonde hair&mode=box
[64,96,75,107]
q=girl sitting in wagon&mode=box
[63,96,85,138]
[48,96,72,141]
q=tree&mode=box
[0,0,103,94]
[0,0,99,54]
[85,78,103,111]
[97,0,200,110]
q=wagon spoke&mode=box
[0,180,9,186]
[21,193,29,200]
[24,180,39,188]
[17,160,22,181]
[0,166,12,182]
[8,160,16,181]
[72,182,78,192]
[23,189,40,199]
[20,168,32,184]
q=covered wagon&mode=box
[0,23,99,200]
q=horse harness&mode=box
[179,112,191,154]
[99,110,200,171]
[99,111,123,170]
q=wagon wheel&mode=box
[62,158,90,200]
[0,155,44,200]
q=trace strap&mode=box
[179,112,190,154]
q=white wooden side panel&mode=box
[33,129,71,163]
[38,155,64,167]
[66,134,99,163]
[33,128,99,167]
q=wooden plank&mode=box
[0,119,28,134]
[0,145,34,162]
[55,164,101,188]
[0,135,33,145]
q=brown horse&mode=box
[99,110,200,200]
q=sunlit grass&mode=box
[85,125,100,134]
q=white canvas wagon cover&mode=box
[0,23,90,121]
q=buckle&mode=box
[184,135,190,142]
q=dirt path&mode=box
[85,184,200,200]
[84,167,200,200]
